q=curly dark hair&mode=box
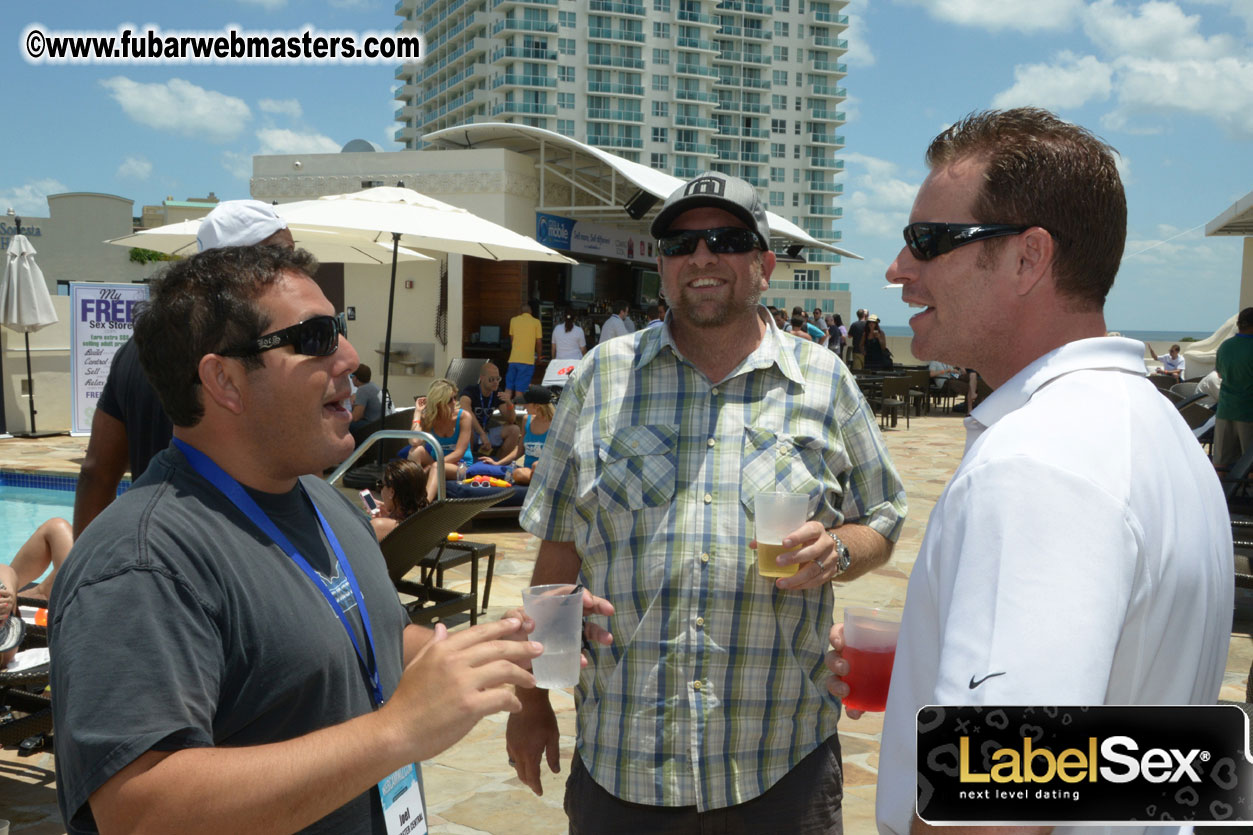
[133,245,319,427]
[926,107,1126,311]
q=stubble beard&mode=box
[672,258,765,329]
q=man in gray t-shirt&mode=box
[51,246,541,833]
[350,363,384,444]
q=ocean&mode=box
[879,326,1214,343]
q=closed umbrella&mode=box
[1,234,58,434]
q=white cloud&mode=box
[1083,0,1240,60]
[258,98,302,119]
[221,151,253,181]
[1103,55,1253,139]
[991,51,1114,110]
[100,77,250,143]
[116,156,153,180]
[841,154,921,239]
[0,179,67,216]
[897,0,1086,32]
[842,0,876,68]
[1112,151,1132,186]
[255,128,341,156]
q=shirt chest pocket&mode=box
[593,424,679,513]
[739,426,830,516]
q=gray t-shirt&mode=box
[50,447,411,834]
[354,381,383,424]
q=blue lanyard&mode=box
[172,438,385,708]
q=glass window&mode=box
[653,74,670,91]
[558,38,575,55]
[654,48,670,64]
[653,22,670,38]
[558,11,576,27]
[771,118,786,134]
[652,101,669,117]
[652,126,668,142]
[651,152,668,169]
[559,65,575,82]
[558,92,575,109]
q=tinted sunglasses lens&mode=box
[706,228,759,253]
[297,316,339,356]
[904,224,937,260]
[658,231,699,256]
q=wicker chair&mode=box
[379,489,514,627]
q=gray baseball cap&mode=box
[650,172,771,250]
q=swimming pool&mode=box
[1,484,75,580]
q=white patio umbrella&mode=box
[0,234,58,434]
[274,187,576,452]
[105,219,434,266]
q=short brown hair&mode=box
[926,107,1126,310]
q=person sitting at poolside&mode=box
[369,459,431,541]
[408,378,474,480]
[477,385,553,486]
[1146,342,1186,380]
[1,517,72,666]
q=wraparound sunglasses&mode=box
[657,227,765,256]
[903,222,1032,261]
[220,312,348,357]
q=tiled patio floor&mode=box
[1,413,1249,834]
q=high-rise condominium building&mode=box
[394,0,848,262]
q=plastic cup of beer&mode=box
[521,584,584,689]
[842,607,901,712]
[754,491,810,578]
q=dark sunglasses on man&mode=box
[657,226,765,257]
[220,312,348,358]
[902,222,1035,262]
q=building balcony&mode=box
[587,81,645,96]
[425,13,486,53]
[743,28,771,40]
[714,74,770,89]
[588,108,644,122]
[770,279,849,292]
[718,100,770,114]
[587,135,644,149]
[812,36,848,49]
[738,126,770,138]
[588,27,646,42]
[675,141,718,155]
[739,151,770,163]
[808,157,845,170]
[676,62,720,78]
[492,73,557,89]
[491,45,557,62]
[587,53,646,69]
[675,89,719,103]
[492,101,558,116]
[677,37,718,51]
[676,9,719,24]
[813,12,849,24]
[802,204,843,217]
[809,109,845,123]
[809,84,846,99]
[674,114,719,129]
[811,60,848,75]
[588,0,646,14]
[809,132,844,147]
[740,174,769,187]
[741,52,770,65]
[492,18,559,35]
[718,24,743,36]
[804,181,843,194]
[673,167,702,178]
[492,0,558,8]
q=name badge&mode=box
[379,762,426,835]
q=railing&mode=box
[492,18,559,35]
[327,430,448,502]
[589,0,646,14]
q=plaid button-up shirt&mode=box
[521,309,906,810]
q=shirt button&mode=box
[711,387,720,396]
[692,680,702,691]
[695,617,705,628]
[700,552,710,563]
[707,438,715,447]
[703,493,713,503]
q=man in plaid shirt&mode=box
[508,172,907,833]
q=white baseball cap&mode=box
[196,200,288,251]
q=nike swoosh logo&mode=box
[968,672,1006,689]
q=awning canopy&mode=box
[422,123,861,261]
[1206,188,1253,236]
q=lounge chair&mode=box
[0,595,53,749]
[445,358,487,392]
[379,489,514,626]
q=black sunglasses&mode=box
[220,312,348,358]
[657,227,764,257]
[903,222,1031,261]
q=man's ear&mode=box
[1014,226,1055,297]
[197,354,248,416]
[759,250,777,288]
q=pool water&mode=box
[1,485,76,581]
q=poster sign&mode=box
[536,212,655,265]
[70,282,149,435]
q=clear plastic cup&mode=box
[521,584,584,689]
[754,491,810,578]
[842,607,901,712]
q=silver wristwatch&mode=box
[826,530,851,576]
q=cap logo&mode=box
[685,176,726,198]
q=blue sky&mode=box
[4,0,1251,333]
